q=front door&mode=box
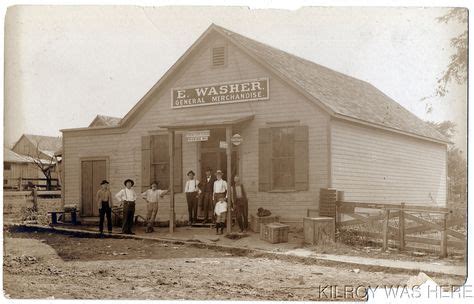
[81,160,106,216]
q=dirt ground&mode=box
[3,230,465,300]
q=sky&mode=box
[4,5,467,152]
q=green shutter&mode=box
[294,125,309,191]
[173,133,183,193]
[258,128,272,192]
[141,135,151,192]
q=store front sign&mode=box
[172,78,269,108]
[186,130,210,142]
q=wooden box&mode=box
[304,217,335,245]
[260,223,289,244]
[250,215,280,232]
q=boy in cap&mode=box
[115,179,137,234]
[184,170,200,225]
[96,180,113,235]
[141,181,168,233]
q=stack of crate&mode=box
[260,222,289,244]
[250,215,280,232]
[319,188,337,217]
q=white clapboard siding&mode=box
[331,119,447,206]
[63,34,330,222]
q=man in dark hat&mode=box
[184,170,200,225]
[115,179,137,234]
[96,180,113,235]
[198,167,216,223]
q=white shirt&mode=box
[184,179,200,193]
[115,188,137,202]
[214,201,228,215]
[141,189,166,203]
[213,179,228,194]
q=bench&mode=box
[48,210,78,225]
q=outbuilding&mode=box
[61,24,449,229]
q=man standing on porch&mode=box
[184,170,200,225]
[115,179,137,235]
[199,167,215,224]
[213,170,228,209]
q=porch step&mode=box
[81,217,99,225]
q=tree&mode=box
[434,8,467,98]
[27,141,56,191]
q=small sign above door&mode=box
[186,130,210,142]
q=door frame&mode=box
[79,156,110,216]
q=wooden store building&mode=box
[61,24,449,229]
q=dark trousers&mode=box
[122,201,135,234]
[186,192,198,223]
[201,192,213,221]
[99,201,112,233]
[235,198,249,231]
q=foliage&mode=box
[435,8,468,98]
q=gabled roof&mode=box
[62,24,448,144]
[212,25,448,143]
[14,134,62,157]
[4,148,53,165]
[4,148,31,163]
[89,114,122,127]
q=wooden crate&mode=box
[250,215,280,232]
[304,217,335,245]
[260,223,289,244]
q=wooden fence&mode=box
[4,178,60,191]
[335,201,466,258]
[4,189,62,200]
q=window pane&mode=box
[154,163,169,189]
[153,135,169,163]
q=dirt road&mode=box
[3,230,464,300]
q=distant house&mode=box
[12,134,62,160]
[89,115,121,127]
[6,134,63,190]
[3,148,50,189]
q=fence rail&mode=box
[3,190,62,199]
[335,201,466,257]
[3,177,60,191]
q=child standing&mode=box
[214,196,227,235]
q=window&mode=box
[212,46,226,67]
[271,127,295,189]
[152,135,170,189]
[258,125,308,192]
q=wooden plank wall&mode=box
[331,119,447,206]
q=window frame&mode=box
[269,126,296,191]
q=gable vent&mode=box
[212,46,226,67]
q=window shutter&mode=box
[294,125,309,191]
[258,128,272,192]
[141,135,151,192]
[173,133,183,193]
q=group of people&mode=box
[95,178,167,235]
[184,168,249,234]
[95,167,248,236]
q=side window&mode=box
[271,127,295,190]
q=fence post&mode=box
[335,202,341,226]
[32,187,38,212]
[440,212,448,258]
[399,203,405,251]
[382,208,390,251]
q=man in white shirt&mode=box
[142,181,168,233]
[213,169,228,202]
[184,170,200,225]
[115,179,137,234]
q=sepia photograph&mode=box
[2,2,469,301]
